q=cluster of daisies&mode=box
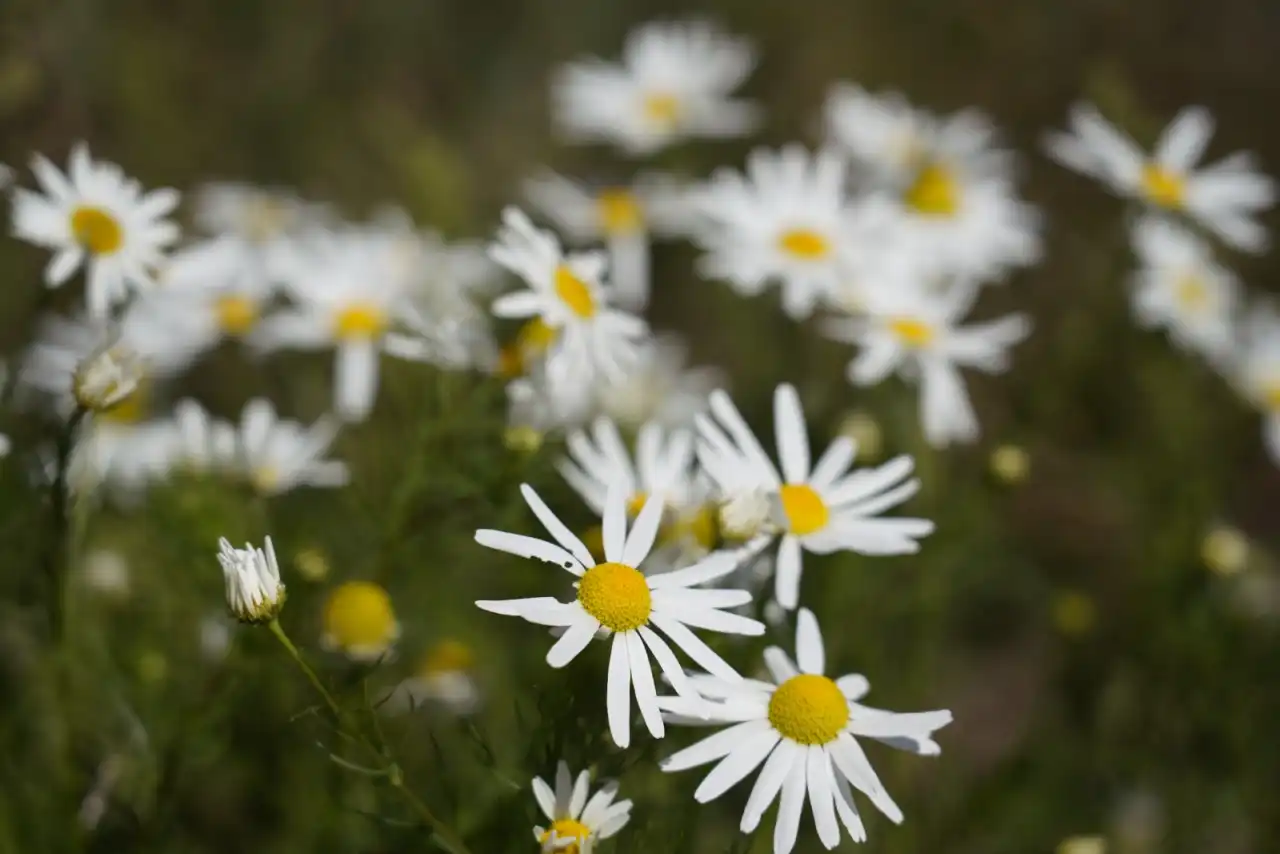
[1044,106,1280,461]
[7,14,1280,854]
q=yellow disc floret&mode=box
[778,228,832,260]
[1141,164,1186,209]
[323,581,399,658]
[70,206,124,254]
[539,818,591,854]
[777,484,829,537]
[642,92,681,127]
[577,562,651,632]
[421,639,474,675]
[554,266,597,319]
[888,317,936,348]
[768,674,850,745]
[904,162,960,217]
[216,295,260,335]
[597,189,643,236]
[334,304,388,340]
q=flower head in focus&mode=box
[657,609,952,854]
[1129,216,1239,364]
[232,398,349,495]
[1046,103,1276,252]
[474,483,765,747]
[697,384,933,608]
[532,761,633,854]
[693,146,871,320]
[825,275,1031,447]
[552,19,760,155]
[11,143,180,317]
[488,207,648,385]
[217,535,285,624]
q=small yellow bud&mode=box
[294,547,331,582]
[1202,526,1249,577]
[836,411,882,461]
[990,444,1030,484]
[504,425,543,454]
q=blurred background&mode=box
[0,1,1278,853]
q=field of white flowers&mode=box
[0,2,1278,853]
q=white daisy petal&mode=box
[740,739,799,833]
[795,608,825,675]
[806,747,841,849]
[546,618,601,667]
[773,749,809,854]
[694,728,780,803]
[520,484,596,569]
[650,614,744,682]
[661,719,772,772]
[774,383,811,484]
[607,633,633,748]
[602,483,628,563]
[532,776,557,820]
[626,631,664,739]
[623,493,664,566]
[475,529,583,573]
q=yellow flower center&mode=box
[627,491,650,518]
[420,639,474,675]
[1263,383,1280,413]
[554,266,596,319]
[778,229,832,261]
[96,380,148,425]
[539,818,591,854]
[498,319,559,379]
[642,92,681,127]
[577,561,651,632]
[768,674,849,745]
[216,295,259,335]
[323,581,399,654]
[581,525,605,562]
[70,206,124,255]
[666,504,720,552]
[1141,164,1186,209]
[597,189,644,236]
[777,484,829,536]
[888,317,936,348]
[1174,274,1209,313]
[904,163,960,217]
[334,304,388,340]
[250,465,281,494]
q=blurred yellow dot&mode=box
[420,639,474,675]
[322,581,401,662]
[1057,836,1107,854]
[136,650,168,684]
[1202,526,1249,577]
[836,411,882,461]
[990,444,1030,484]
[294,547,330,582]
[1053,591,1097,636]
[581,525,605,562]
[504,425,543,455]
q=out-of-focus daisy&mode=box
[1129,217,1239,363]
[525,172,694,311]
[824,84,938,184]
[217,535,285,625]
[163,399,237,474]
[824,278,1031,447]
[320,580,401,662]
[193,182,327,243]
[693,146,871,319]
[658,609,952,854]
[532,761,632,854]
[232,398,348,495]
[596,334,723,431]
[18,311,200,418]
[1046,103,1276,252]
[660,606,952,854]
[11,144,180,317]
[488,207,648,384]
[81,548,131,598]
[385,639,481,716]
[253,229,415,421]
[505,367,598,435]
[474,483,765,748]
[199,614,235,662]
[697,384,933,609]
[552,19,759,156]
[1230,305,1280,463]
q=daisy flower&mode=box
[552,19,760,155]
[696,384,933,609]
[488,207,648,385]
[1045,103,1276,252]
[474,483,765,748]
[1129,216,1239,363]
[824,84,938,185]
[163,399,238,474]
[693,146,872,319]
[824,275,1031,447]
[531,761,632,854]
[253,229,415,421]
[11,143,180,317]
[320,580,401,662]
[232,398,349,495]
[384,639,481,716]
[596,334,724,431]
[1231,305,1280,463]
[68,420,176,502]
[505,361,599,435]
[657,608,952,854]
[193,181,328,242]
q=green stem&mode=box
[42,407,87,639]
[268,619,344,721]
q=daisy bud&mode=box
[217,536,286,624]
[989,444,1031,484]
[72,340,144,413]
[719,489,772,541]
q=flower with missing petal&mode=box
[531,761,632,854]
[474,483,765,748]
[10,143,180,317]
[657,609,951,854]
[217,536,285,624]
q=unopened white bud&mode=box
[719,489,773,541]
[217,535,285,624]
[72,341,144,412]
